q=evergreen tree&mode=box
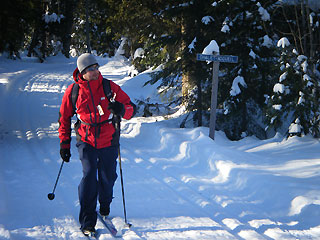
[266,37,320,137]
[1,0,39,58]
[28,0,77,60]
[107,0,280,132]
[147,0,215,126]
[210,0,278,140]
[59,0,79,57]
[71,0,117,56]
[106,0,218,125]
[266,1,320,137]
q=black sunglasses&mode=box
[86,65,99,72]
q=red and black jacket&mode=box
[58,68,135,149]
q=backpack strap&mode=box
[102,78,113,102]
[71,83,79,115]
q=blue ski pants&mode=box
[76,141,118,230]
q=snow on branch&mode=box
[230,76,247,96]
[43,12,64,24]
[277,37,290,48]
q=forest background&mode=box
[1,0,320,140]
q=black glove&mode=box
[108,101,125,116]
[60,148,71,162]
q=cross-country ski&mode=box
[97,213,120,238]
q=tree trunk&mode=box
[300,1,307,54]
[27,3,46,61]
[61,0,78,58]
[305,0,315,64]
[181,21,190,105]
[85,0,91,53]
[197,76,202,126]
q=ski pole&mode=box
[48,160,64,200]
[115,116,132,228]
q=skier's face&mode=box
[82,64,100,81]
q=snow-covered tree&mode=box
[71,0,118,57]
[106,0,216,125]
[266,37,320,137]
[266,1,320,137]
[26,0,78,60]
[210,0,278,140]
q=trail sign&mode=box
[196,53,238,63]
[197,52,238,140]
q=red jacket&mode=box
[58,68,135,149]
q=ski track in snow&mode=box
[0,55,319,239]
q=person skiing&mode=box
[58,53,136,236]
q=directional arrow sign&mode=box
[196,53,238,63]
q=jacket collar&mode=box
[72,67,103,89]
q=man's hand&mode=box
[60,148,71,162]
[108,101,125,117]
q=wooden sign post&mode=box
[196,53,238,140]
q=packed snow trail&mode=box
[0,55,319,240]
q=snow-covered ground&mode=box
[0,54,319,240]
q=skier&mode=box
[58,53,136,236]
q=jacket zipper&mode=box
[85,104,91,141]
[87,81,98,148]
